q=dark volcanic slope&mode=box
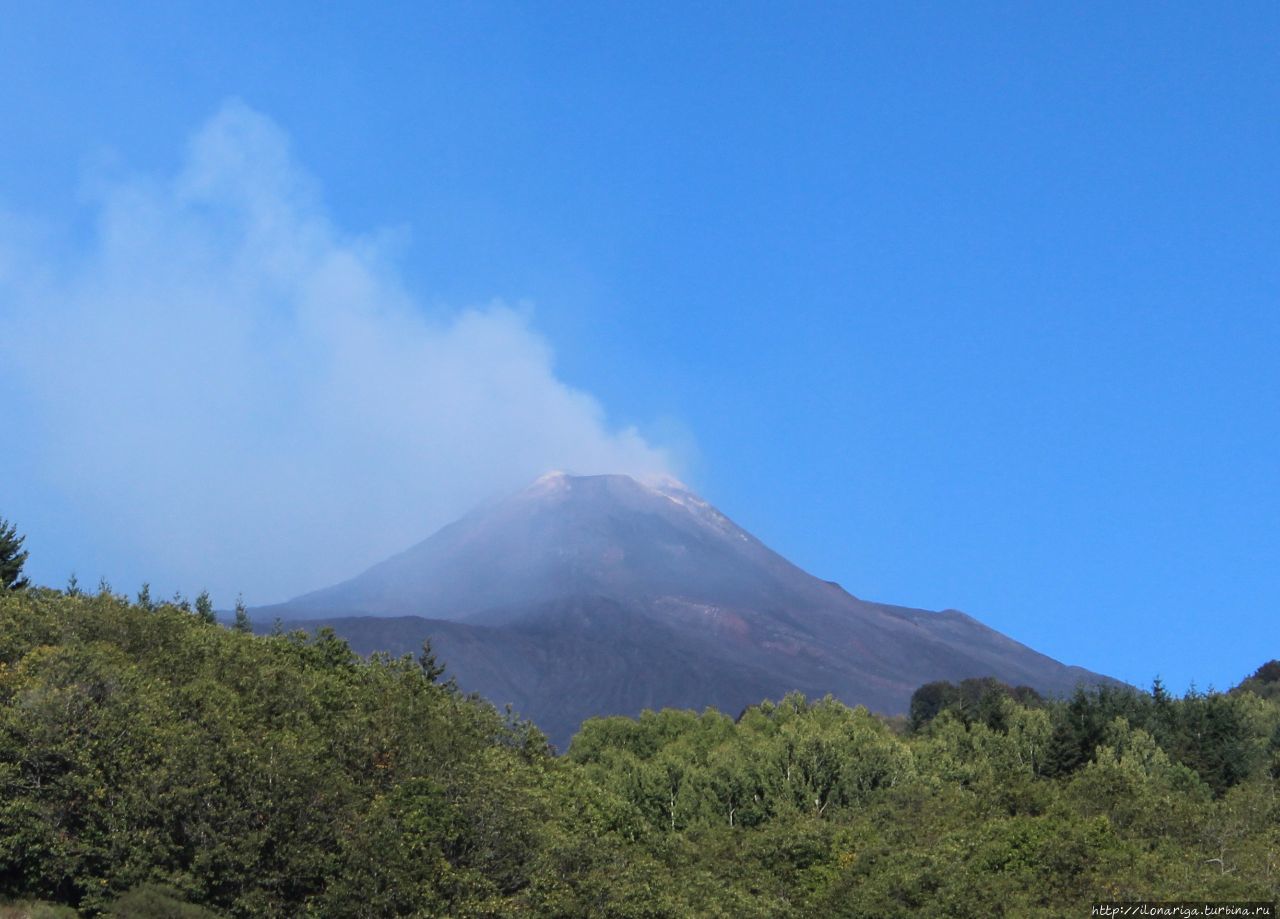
[276,472,845,621]
[260,472,1113,749]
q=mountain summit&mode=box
[286,471,854,622]
[262,472,1111,747]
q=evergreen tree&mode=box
[195,590,216,624]
[233,594,252,633]
[1043,687,1103,777]
[65,572,81,597]
[0,517,30,590]
[1151,676,1170,706]
[419,638,447,683]
[137,582,153,611]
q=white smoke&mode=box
[0,101,673,604]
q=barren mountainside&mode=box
[259,472,1113,747]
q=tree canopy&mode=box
[1,586,1278,916]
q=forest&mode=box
[1,584,1278,917]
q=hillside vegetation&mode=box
[1,587,1278,916]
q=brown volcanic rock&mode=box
[259,472,1114,749]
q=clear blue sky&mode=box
[2,2,1276,693]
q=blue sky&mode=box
[1,2,1276,692]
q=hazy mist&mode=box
[0,101,673,605]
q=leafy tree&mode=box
[0,517,30,590]
[0,901,78,918]
[910,677,1042,734]
[1232,660,1280,703]
[3,588,1280,915]
[1251,660,1280,684]
[104,885,221,918]
[910,680,958,731]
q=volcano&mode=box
[257,472,1111,748]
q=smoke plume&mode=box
[0,101,672,604]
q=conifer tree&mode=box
[0,516,30,590]
[418,638,446,683]
[233,594,252,633]
[195,590,216,624]
[1151,676,1170,705]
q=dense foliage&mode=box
[1,587,1278,916]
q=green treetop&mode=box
[0,517,30,590]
